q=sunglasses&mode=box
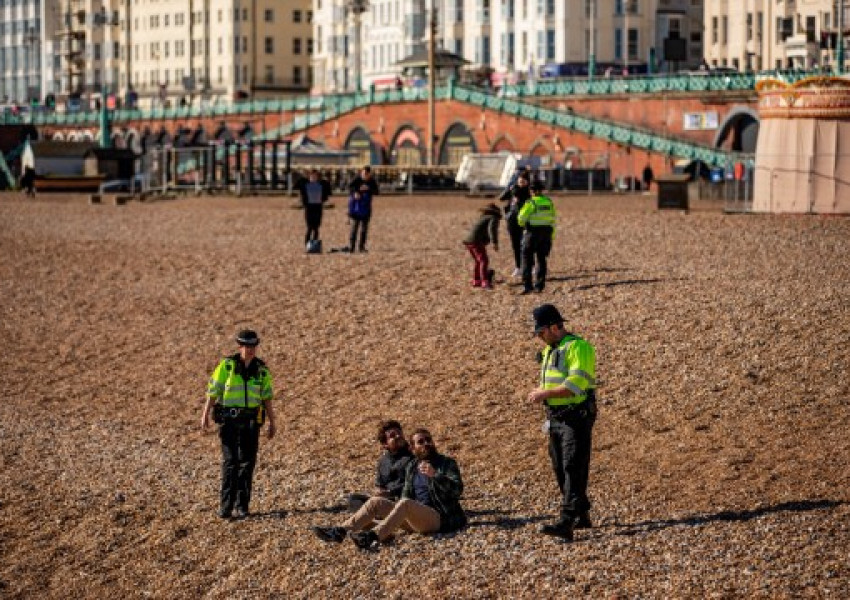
[413,437,433,446]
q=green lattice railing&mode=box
[2,69,824,128]
[449,83,740,166]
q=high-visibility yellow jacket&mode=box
[517,193,557,230]
[207,354,273,408]
[540,334,596,407]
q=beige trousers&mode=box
[343,497,441,541]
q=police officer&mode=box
[516,181,556,294]
[200,329,276,519]
[528,304,596,540]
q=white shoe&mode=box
[512,268,521,278]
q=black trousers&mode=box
[521,228,553,292]
[507,216,523,270]
[349,216,370,251]
[547,404,595,519]
[219,418,260,513]
[304,204,323,244]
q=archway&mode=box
[491,135,515,153]
[529,141,553,166]
[214,124,235,143]
[389,126,424,166]
[715,107,759,153]
[344,127,378,165]
[190,127,208,146]
[438,121,476,166]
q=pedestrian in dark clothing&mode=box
[499,168,532,277]
[463,202,501,289]
[298,169,331,249]
[642,164,654,192]
[344,420,414,512]
[348,165,379,253]
[20,166,36,197]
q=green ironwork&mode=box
[451,83,737,166]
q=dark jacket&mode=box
[463,212,501,246]
[349,175,379,197]
[402,452,466,533]
[502,183,531,222]
[375,446,414,500]
[298,177,331,207]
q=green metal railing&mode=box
[2,69,827,128]
[449,84,741,166]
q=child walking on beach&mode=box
[463,203,502,289]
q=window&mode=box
[628,29,638,60]
[294,9,302,23]
[293,38,302,54]
[293,65,302,85]
[265,65,274,84]
[307,39,314,55]
[265,37,273,54]
[712,16,718,44]
[307,10,313,23]
[243,37,248,53]
[264,9,273,22]
[164,14,169,27]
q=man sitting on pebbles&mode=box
[343,420,414,512]
[313,428,466,550]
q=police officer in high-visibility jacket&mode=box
[528,304,597,540]
[201,329,276,519]
[516,181,557,294]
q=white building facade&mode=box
[312,0,707,94]
[705,0,850,71]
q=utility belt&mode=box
[546,390,597,421]
[213,405,264,425]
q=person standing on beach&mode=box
[200,330,276,519]
[348,166,379,253]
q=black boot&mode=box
[540,518,574,540]
[574,511,592,529]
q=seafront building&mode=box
[705,0,850,71]
[1,0,313,109]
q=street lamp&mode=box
[588,0,596,80]
[348,0,369,92]
[24,27,39,103]
[838,0,846,74]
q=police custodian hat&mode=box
[532,304,564,334]
[236,329,260,346]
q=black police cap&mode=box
[236,329,260,346]
[532,304,564,334]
